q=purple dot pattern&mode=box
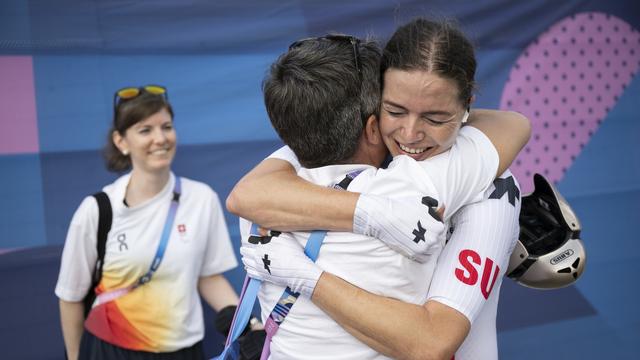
[500,12,640,192]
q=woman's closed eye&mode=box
[384,108,406,117]
[422,116,450,126]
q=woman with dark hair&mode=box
[229,18,529,360]
[56,86,240,359]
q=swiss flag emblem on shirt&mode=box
[177,224,188,242]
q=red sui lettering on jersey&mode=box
[454,249,500,299]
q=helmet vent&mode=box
[572,257,580,269]
[557,267,572,274]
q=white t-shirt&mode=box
[246,126,499,359]
[428,170,521,360]
[55,172,237,352]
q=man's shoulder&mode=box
[362,156,438,197]
[298,164,376,188]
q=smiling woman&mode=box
[55,86,243,360]
[106,87,175,173]
[378,18,476,161]
[380,69,467,160]
[111,108,177,201]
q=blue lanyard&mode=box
[137,176,182,286]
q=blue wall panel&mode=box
[559,74,640,197]
[39,149,118,245]
[34,54,279,153]
[0,154,46,248]
[0,0,31,42]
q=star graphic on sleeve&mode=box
[412,221,427,243]
[262,254,271,274]
[489,176,520,206]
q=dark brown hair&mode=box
[382,18,477,107]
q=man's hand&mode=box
[240,235,322,297]
[353,194,446,263]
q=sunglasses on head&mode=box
[113,85,168,111]
[288,34,362,78]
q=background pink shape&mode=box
[500,12,640,193]
[0,56,39,154]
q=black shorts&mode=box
[78,330,204,360]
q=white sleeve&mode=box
[55,196,99,302]
[426,171,520,323]
[239,217,252,245]
[422,126,500,220]
[267,145,301,172]
[352,157,447,261]
[200,190,238,276]
[351,127,499,260]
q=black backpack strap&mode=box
[83,191,112,317]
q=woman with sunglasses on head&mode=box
[56,86,240,360]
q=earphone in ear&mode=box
[461,109,470,123]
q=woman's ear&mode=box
[112,130,128,155]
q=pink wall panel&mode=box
[0,56,39,154]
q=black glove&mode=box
[239,329,266,360]
[215,305,260,338]
[214,305,238,338]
